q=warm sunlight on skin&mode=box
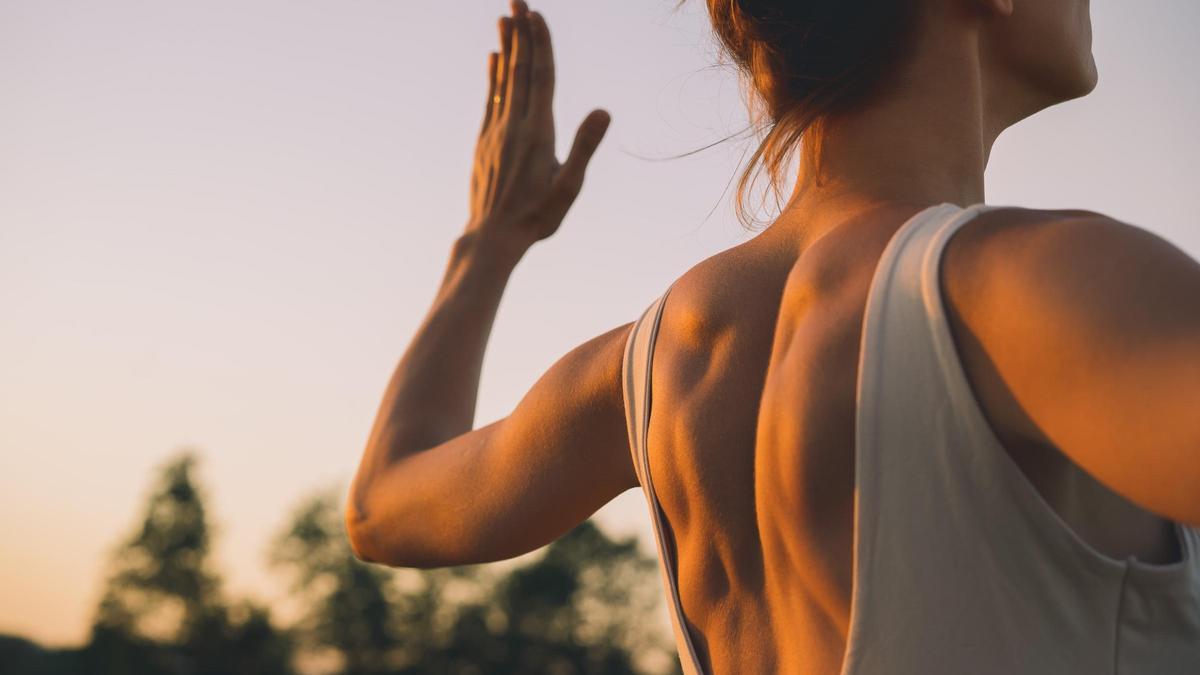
[1,0,1198,649]
[345,0,627,570]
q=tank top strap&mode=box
[621,279,705,675]
[622,281,674,487]
[856,201,1009,474]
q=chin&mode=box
[1042,51,1099,105]
[1080,56,1100,97]
[1062,56,1099,102]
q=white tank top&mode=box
[621,202,1200,675]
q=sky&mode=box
[2,0,1198,648]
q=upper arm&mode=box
[348,321,639,568]
[946,210,1200,526]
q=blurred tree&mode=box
[273,487,681,675]
[6,453,682,674]
[83,451,294,675]
[439,519,677,675]
[0,635,87,674]
[271,487,400,675]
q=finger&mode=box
[545,110,612,220]
[528,11,555,123]
[496,17,513,117]
[480,51,499,134]
[505,7,533,120]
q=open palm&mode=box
[465,1,611,254]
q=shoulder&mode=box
[941,205,1123,282]
[941,206,1199,333]
[939,207,1200,523]
[658,237,790,347]
[939,205,1200,443]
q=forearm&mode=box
[347,0,613,547]
[354,231,523,499]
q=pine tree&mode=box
[271,487,399,675]
[272,486,680,675]
[85,451,293,675]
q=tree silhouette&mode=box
[272,487,681,675]
[271,487,400,675]
[449,519,678,675]
[84,451,293,675]
[3,455,680,674]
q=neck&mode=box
[772,24,1016,244]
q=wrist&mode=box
[451,228,528,273]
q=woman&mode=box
[347,1,1200,673]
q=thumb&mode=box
[555,109,611,195]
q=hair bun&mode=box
[684,0,919,228]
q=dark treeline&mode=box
[0,452,682,675]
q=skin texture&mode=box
[348,1,1200,673]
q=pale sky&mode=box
[2,0,1197,648]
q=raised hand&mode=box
[464,1,612,257]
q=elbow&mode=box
[344,489,396,565]
[343,492,435,568]
[344,502,378,564]
[343,477,465,569]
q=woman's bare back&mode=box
[644,204,1184,675]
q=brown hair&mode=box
[679,0,921,229]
